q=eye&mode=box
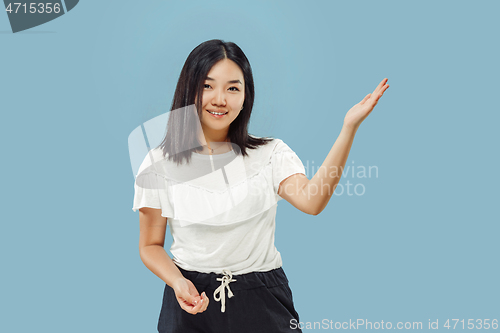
[228,87,240,91]
[204,84,211,89]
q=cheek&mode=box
[200,95,208,109]
[230,96,244,108]
[200,90,211,106]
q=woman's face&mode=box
[198,58,245,136]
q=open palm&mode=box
[344,78,389,129]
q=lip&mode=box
[207,109,228,114]
[206,109,228,118]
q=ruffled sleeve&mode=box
[132,172,162,211]
[131,149,175,218]
[271,139,307,200]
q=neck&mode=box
[196,127,232,155]
[198,125,230,145]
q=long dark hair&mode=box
[156,39,273,165]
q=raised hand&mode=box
[344,78,389,130]
[172,276,209,314]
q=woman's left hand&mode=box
[344,78,389,130]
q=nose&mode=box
[212,88,226,107]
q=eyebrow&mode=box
[205,76,243,85]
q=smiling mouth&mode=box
[207,110,228,115]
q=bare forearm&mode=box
[306,124,358,214]
[139,245,184,288]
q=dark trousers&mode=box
[158,265,302,333]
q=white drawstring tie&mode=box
[213,269,236,313]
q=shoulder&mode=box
[249,137,301,167]
[270,137,296,155]
[248,134,283,147]
[136,147,167,176]
[243,134,278,155]
[247,136,300,157]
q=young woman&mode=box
[132,39,389,333]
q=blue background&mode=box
[1,0,499,332]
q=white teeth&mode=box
[208,110,227,115]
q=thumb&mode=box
[360,93,371,104]
[177,288,199,306]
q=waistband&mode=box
[176,265,289,313]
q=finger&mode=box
[192,298,204,313]
[373,78,388,95]
[185,293,199,307]
[360,93,371,105]
[373,83,389,101]
[186,284,201,304]
[179,300,198,315]
[196,294,209,313]
[377,84,390,99]
[200,292,209,312]
[193,292,207,313]
[177,293,201,314]
[186,297,204,314]
[187,283,202,303]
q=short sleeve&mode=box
[131,149,175,218]
[271,139,307,200]
[132,172,162,212]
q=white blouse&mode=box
[132,137,306,275]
